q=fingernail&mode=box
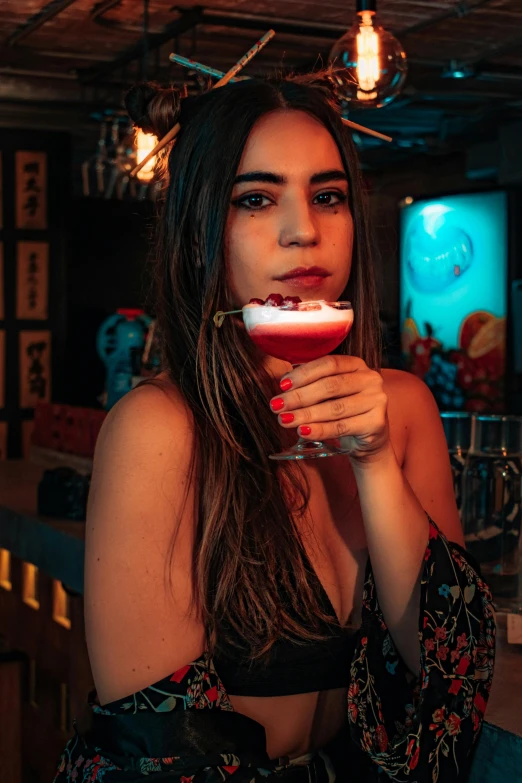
[299,426,312,436]
[280,413,295,424]
[270,397,285,412]
[280,378,293,391]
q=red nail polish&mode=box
[280,378,293,391]
[299,426,312,436]
[280,413,295,424]
[270,397,285,412]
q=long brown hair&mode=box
[126,72,381,659]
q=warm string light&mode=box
[135,129,157,181]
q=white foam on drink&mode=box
[242,300,353,328]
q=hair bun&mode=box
[125,81,182,138]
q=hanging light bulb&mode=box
[134,129,157,182]
[330,0,407,110]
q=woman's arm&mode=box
[351,439,428,674]
[351,370,464,673]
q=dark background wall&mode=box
[64,198,155,408]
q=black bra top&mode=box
[213,571,358,698]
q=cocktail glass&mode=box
[243,299,354,460]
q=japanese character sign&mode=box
[17,242,49,320]
[19,331,51,408]
[16,151,47,230]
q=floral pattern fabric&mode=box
[348,521,495,782]
[54,518,495,783]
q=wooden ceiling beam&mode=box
[79,6,205,83]
[397,0,498,38]
[5,0,82,47]
[464,34,522,66]
[91,0,123,20]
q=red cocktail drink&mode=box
[242,300,354,365]
[249,320,352,364]
[213,296,355,460]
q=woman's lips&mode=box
[281,275,329,289]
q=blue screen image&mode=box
[399,191,508,412]
[400,191,508,351]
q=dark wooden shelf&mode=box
[0,460,84,593]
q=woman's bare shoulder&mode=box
[382,368,434,409]
[99,373,193,445]
[84,379,204,705]
[381,367,424,390]
[381,369,413,457]
[381,369,435,463]
[381,371,463,545]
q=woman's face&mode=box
[225,109,353,308]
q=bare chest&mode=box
[289,456,366,629]
[288,420,407,630]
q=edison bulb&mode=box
[135,129,157,182]
[330,11,407,109]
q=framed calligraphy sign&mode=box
[19,330,51,408]
[17,242,49,320]
[16,151,47,230]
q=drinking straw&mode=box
[131,30,275,177]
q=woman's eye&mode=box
[233,191,347,210]
[314,191,347,207]
[235,194,272,210]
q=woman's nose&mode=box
[278,200,319,247]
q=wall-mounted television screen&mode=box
[400,190,508,412]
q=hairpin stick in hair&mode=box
[214,29,275,87]
[131,29,275,178]
[170,56,392,144]
[341,118,392,143]
[169,53,249,82]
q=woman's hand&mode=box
[269,355,390,461]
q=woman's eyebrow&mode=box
[233,171,284,185]
[233,169,348,186]
[310,169,348,185]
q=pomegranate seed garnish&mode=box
[265,293,284,307]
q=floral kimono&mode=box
[54,519,495,782]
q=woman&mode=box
[55,73,495,782]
